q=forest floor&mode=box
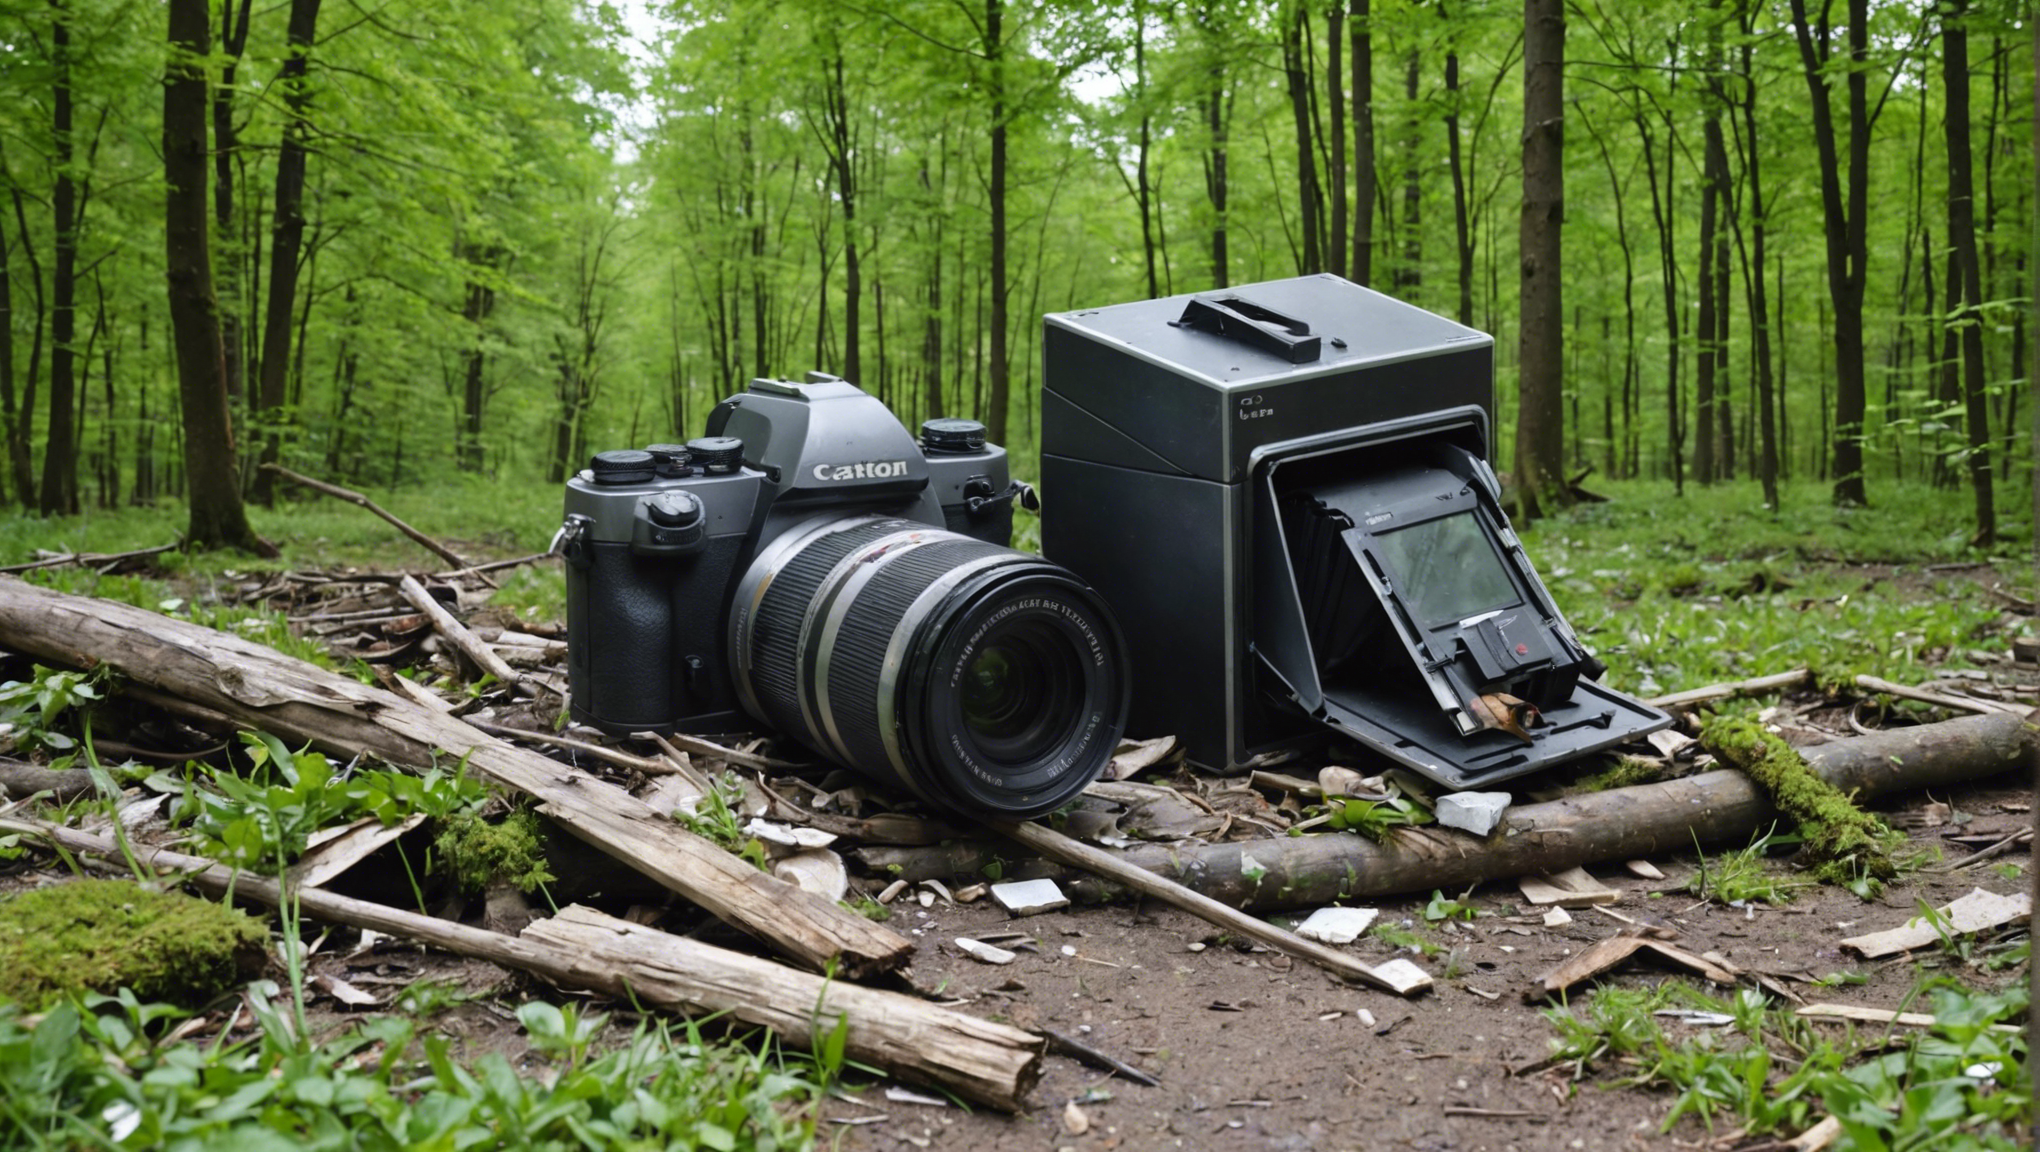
[0,480,2034,1150]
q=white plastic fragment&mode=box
[991,877,1070,916]
[1434,791,1512,837]
[1542,907,1572,927]
[956,937,1018,965]
[1293,906,1381,945]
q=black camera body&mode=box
[561,373,1127,818]
[1042,274,1667,789]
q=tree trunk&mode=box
[0,212,20,508]
[212,0,253,420]
[1134,5,1158,298]
[820,48,861,381]
[1395,51,1421,298]
[1283,3,1322,275]
[1695,75,1723,486]
[1944,0,1994,546]
[1639,106,1682,491]
[983,0,1010,445]
[1328,2,1347,280]
[250,0,322,506]
[1350,0,1373,285]
[1514,0,1566,519]
[458,252,497,474]
[1201,9,1230,290]
[9,191,42,510]
[39,2,78,517]
[1444,39,1472,326]
[1734,25,1780,510]
[1788,0,1871,506]
[163,0,268,555]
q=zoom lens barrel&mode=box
[730,516,1126,819]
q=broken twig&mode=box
[260,463,469,569]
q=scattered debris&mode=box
[1653,1009,1735,1027]
[1293,907,1380,945]
[1529,934,1738,1000]
[1041,1028,1160,1086]
[742,818,838,854]
[1518,866,1621,908]
[1646,728,1697,759]
[953,883,987,903]
[771,849,849,903]
[1355,1009,1375,1028]
[290,814,427,889]
[312,973,382,1008]
[1623,859,1664,881]
[1796,1002,2022,1034]
[1435,791,1512,837]
[1839,888,2031,958]
[1107,734,1179,780]
[884,1087,952,1108]
[878,879,910,904]
[992,878,1071,917]
[956,938,1020,966]
[1541,907,1572,928]
[1060,1099,1090,1135]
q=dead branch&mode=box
[1853,673,2022,716]
[464,718,681,778]
[994,818,1431,997]
[1646,668,1811,710]
[0,576,912,978]
[0,817,1037,1111]
[0,757,95,801]
[260,462,470,570]
[395,575,534,697]
[863,711,2038,911]
[0,542,181,575]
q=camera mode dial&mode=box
[645,443,694,478]
[687,436,744,474]
[632,490,706,555]
[920,418,987,455]
[590,449,656,485]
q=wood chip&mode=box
[1518,866,1621,907]
[1541,907,1572,927]
[1839,888,2030,958]
[1528,934,1739,1000]
[1624,859,1665,881]
[955,938,1019,966]
[1796,1002,2022,1033]
[1061,1099,1090,1135]
[288,814,426,890]
[1107,734,1179,780]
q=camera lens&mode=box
[729,517,1127,819]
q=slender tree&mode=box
[250,0,324,505]
[1942,0,1992,545]
[1349,0,1373,284]
[163,0,269,554]
[1515,0,1566,517]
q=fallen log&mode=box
[0,818,1037,1111]
[860,711,2037,911]
[0,576,912,978]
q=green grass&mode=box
[1543,978,2029,1147]
[1527,479,2020,694]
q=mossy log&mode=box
[858,711,2037,911]
[0,576,912,979]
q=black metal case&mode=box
[1042,273,1666,784]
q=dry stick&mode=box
[1646,668,1811,710]
[395,575,535,698]
[862,711,2040,912]
[260,462,470,570]
[434,552,557,581]
[992,818,1432,997]
[1041,1027,1161,1087]
[0,542,181,575]
[644,730,803,774]
[465,718,683,779]
[1853,673,2019,716]
[0,576,912,978]
[0,818,1037,1112]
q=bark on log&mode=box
[0,576,912,977]
[861,712,2037,911]
[0,818,1036,1111]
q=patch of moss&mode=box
[1573,755,1664,792]
[434,808,555,894]
[1700,717,1899,886]
[0,879,266,1006]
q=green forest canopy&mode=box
[0,0,2033,544]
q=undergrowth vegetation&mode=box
[1544,978,2030,1148]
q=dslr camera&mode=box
[557,373,1128,819]
[1041,274,1668,789]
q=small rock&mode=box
[1061,1100,1090,1136]
[1625,859,1665,881]
[1293,906,1380,945]
[991,878,1070,916]
[953,883,987,903]
[1542,907,1572,927]
[917,890,934,908]
[1186,941,1207,953]
[956,937,1018,965]
[1356,1008,1376,1028]
[1060,944,1077,957]
[1435,791,1512,837]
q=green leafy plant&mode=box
[0,665,111,754]
[679,771,770,872]
[1687,827,1814,906]
[1423,889,1477,922]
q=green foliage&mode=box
[0,665,109,754]
[433,808,556,895]
[1701,717,1902,892]
[0,986,825,1150]
[679,772,770,871]
[0,881,265,1007]
[1544,980,2030,1146]
[1370,922,1444,957]
[1687,827,1816,906]
[1422,890,1477,923]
